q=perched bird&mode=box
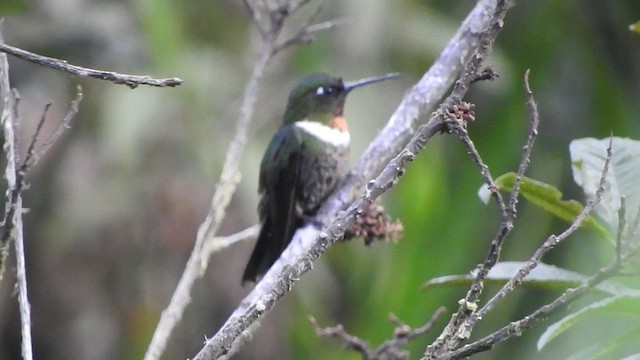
[242,72,398,284]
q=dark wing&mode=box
[242,125,304,283]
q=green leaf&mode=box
[566,344,603,360]
[621,354,640,360]
[422,261,640,297]
[538,296,640,350]
[630,21,640,36]
[570,137,640,229]
[478,172,613,243]
[592,325,640,360]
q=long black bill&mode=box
[344,72,400,92]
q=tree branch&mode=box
[0,43,182,89]
[373,308,447,359]
[309,316,373,359]
[309,307,446,360]
[193,1,503,359]
[0,32,17,280]
[509,69,540,215]
[0,32,33,360]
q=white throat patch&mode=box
[294,120,350,147]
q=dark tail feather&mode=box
[241,220,274,284]
[241,215,302,284]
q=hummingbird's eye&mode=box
[315,86,334,96]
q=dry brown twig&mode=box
[309,307,447,360]
[0,86,83,277]
[0,43,182,89]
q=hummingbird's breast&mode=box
[294,120,350,213]
[294,119,350,147]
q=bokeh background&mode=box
[1,1,640,359]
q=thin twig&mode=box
[0,87,82,278]
[309,307,447,360]
[470,66,499,83]
[275,18,349,51]
[617,196,626,264]
[306,18,352,33]
[274,3,326,51]
[25,86,83,170]
[203,224,260,258]
[0,43,182,89]
[0,32,19,279]
[21,102,50,171]
[194,1,505,358]
[455,123,506,211]
[509,69,540,217]
[14,196,32,360]
[373,307,447,358]
[0,92,17,278]
[243,0,267,39]
[309,316,373,360]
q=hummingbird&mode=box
[242,72,398,284]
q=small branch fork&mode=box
[143,2,342,360]
[309,307,447,360]
[0,88,83,277]
[0,43,182,89]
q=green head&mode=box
[283,72,399,125]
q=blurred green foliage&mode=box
[1,1,640,360]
